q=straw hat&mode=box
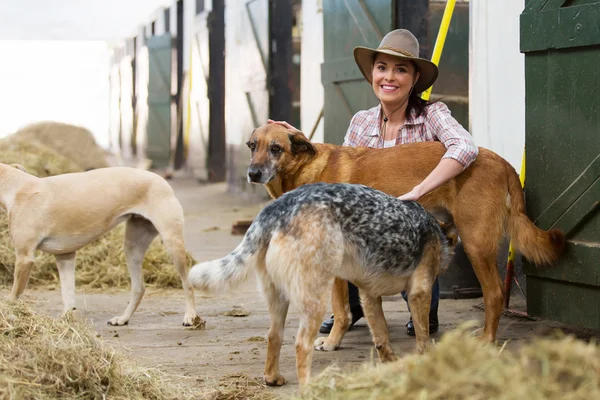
[353,29,438,94]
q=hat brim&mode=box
[353,46,439,94]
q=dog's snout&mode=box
[247,167,262,183]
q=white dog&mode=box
[1,163,199,326]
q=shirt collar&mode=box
[366,104,425,137]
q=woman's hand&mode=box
[267,119,297,131]
[398,158,465,202]
[398,186,423,201]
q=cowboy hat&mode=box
[354,29,438,94]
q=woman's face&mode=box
[371,53,419,107]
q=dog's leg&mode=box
[453,200,505,343]
[55,252,77,313]
[108,217,158,326]
[463,245,503,343]
[409,289,431,354]
[314,277,350,351]
[296,298,328,386]
[408,242,439,354]
[160,234,199,327]
[458,226,503,343]
[153,215,200,327]
[262,277,290,387]
[361,293,398,362]
[10,250,36,300]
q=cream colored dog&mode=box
[1,163,199,326]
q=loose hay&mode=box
[201,373,276,400]
[298,324,600,400]
[0,135,83,177]
[12,121,109,170]
[223,309,251,317]
[0,299,197,400]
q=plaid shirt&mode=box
[342,102,478,169]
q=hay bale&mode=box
[13,121,109,170]
[299,325,600,400]
[0,212,191,289]
[0,299,197,399]
[0,135,83,177]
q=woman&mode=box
[269,29,478,336]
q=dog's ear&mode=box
[10,163,27,173]
[288,133,316,156]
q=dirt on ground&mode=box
[2,178,598,399]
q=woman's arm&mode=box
[399,102,478,201]
[398,158,464,200]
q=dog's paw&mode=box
[183,315,206,329]
[264,374,286,386]
[379,347,399,362]
[107,316,129,326]
[314,337,339,351]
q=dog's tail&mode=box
[506,163,566,265]
[188,224,264,293]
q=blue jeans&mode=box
[348,277,440,313]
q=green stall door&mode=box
[520,0,600,329]
[146,34,174,169]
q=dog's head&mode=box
[245,124,316,184]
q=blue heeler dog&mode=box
[188,182,457,386]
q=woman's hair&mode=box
[407,88,432,120]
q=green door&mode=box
[520,0,600,329]
[146,34,173,169]
[321,0,396,145]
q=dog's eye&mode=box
[270,145,281,153]
[247,142,256,151]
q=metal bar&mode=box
[421,0,456,100]
[174,0,185,169]
[208,0,226,182]
[268,0,293,122]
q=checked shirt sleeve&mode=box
[426,102,479,169]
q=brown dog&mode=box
[245,123,566,347]
[1,163,200,327]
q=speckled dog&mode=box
[188,183,457,386]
